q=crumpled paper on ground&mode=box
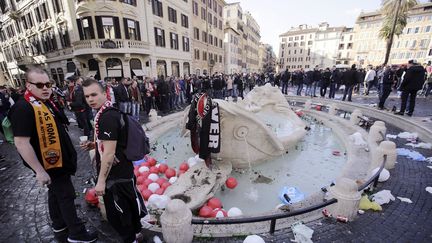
[426,187,432,194]
[243,235,265,243]
[396,148,426,161]
[405,142,432,150]
[386,134,398,139]
[349,132,367,146]
[398,132,418,140]
[397,197,413,203]
[359,195,382,211]
[291,222,314,243]
[371,190,395,205]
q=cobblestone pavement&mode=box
[1,91,431,243]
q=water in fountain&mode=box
[243,136,259,202]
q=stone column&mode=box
[160,199,193,243]
[370,141,397,170]
[367,121,387,147]
[304,99,312,110]
[327,177,361,221]
[328,104,338,116]
[350,109,362,125]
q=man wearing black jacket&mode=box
[378,65,394,110]
[395,60,426,116]
[342,64,358,102]
[114,77,132,114]
[70,76,92,137]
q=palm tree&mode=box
[379,0,418,65]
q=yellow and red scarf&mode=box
[24,90,63,170]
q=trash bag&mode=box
[359,195,382,211]
[291,221,314,243]
[279,186,305,204]
[1,117,14,144]
[371,190,395,205]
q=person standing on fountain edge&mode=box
[9,68,98,243]
[81,78,146,243]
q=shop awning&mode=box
[107,69,122,77]
[64,72,75,80]
[86,70,98,77]
[132,69,145,76]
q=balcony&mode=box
[73,39,150,56]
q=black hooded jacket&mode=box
[399,65,426,91]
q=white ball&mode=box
[187,157,197,168]
[168,176,178,184]
[243,235,265,243]
[148,183,160,193]
[215,211,225,218]
[138,166,149,173]
[371,167,390,182]
[147,194,170,209]
[227,207,243,217]
[148,173,159,182]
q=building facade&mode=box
[258,43,276,73]
[0,0,194,88]
[353,2,432,67]
[242,12,260,73]
[191,0,225,76]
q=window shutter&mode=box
[123,18,130,39]
[162,29,165,47]
[76,19,84,40]
[154,27,158,45]
[136,21,141,41]
[113,17,121,39]
[88,17,95,39]
[95,16,104,39]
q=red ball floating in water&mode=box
[156,178,167,186]
[137,176,146,185]
[147,157,157,166]
[137,184,145,192]
[295,111,304,117]
[140,171,150,179]
[143,178,153,188]
[225,177,238,189]
[199,206,213,218]
[141,189,153,200]
[159,164,168,173]
[315,105,322,111]
[207,197,222,209]
[179,162,189,171]
[161,182,171,190]
[150,166,159,174]
[165,168,176,179]
[155,188,165,195]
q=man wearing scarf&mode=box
[9,68,97,243]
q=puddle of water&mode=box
[149,116,346,215]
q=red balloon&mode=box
[155,188,165,195]
[142,162,150,167]
[137,185,145,192]
[137,176,146,185]
[315,105,322,111]
[141,189,153,200]
[143,178,153,188]
[140,171,150,179]
[178,170,186,177]
[161,182,171,189]
[165,168,176,179]
[199,206,213,218]
[159,164,169,173]
[147,157,157,166]
[150,166,159,174]
[134,169,140,177]
[225,177,238,189]
[179,162,189,171]
[85,188,99,206]
[207,197,222,209]
[156,178,167,186]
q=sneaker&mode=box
[394,111,404,116]
[53,226,68,233]
[67,230,98,243]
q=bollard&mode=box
[304,100,312,110]
[367,121,387,147]
[327,177,361,221]
[160,199,193,243]
[328,104,338,116]
[371,141,397,170]
[350,109,362,125]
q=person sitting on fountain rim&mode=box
[81,78,147,243]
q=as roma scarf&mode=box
[24,90,63,170]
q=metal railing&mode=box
[191,198,338,234]
[358,155,387,191]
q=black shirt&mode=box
[96,109,133,180]
[9,99,77,177]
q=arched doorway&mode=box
[156,60,167,78]
[171,61,179,77]
[88,59,100,80]
[130,58,144,79]
[106,58,123,80]
[183,62,190,76]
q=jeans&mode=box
[281,82,288,94]
[425,83,432,97]
[342,85,354,101]
[119,102,132,114]
[312,81,319,96]
[296,83,303,95]
[131,102,140,121]
[305,84,312,96]
[378,85,392,108]
[399,90,418,114]
[233,84,238,98]
[213,90,223,99]
[320,86,328,97]
[329,83,336,98]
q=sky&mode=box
[224,0,385,55]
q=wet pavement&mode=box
[0,89,431,242]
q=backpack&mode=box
[115,109,150,161]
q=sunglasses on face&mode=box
[28,81,53,89]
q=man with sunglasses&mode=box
[8,68,98,243]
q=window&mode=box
[182,37,190,52]
[214,36,217,46]
[219,39,222,48]
[420,39,429,48]
[193,1,198,15]
[152,0,163,17]
[201,7,206,20]
[425,26,431,32]
[208,13,212,24]
[219,55,222,63]
[95,16,121,39]
[347,43,353,49]
[194,49,200,59]
[170,32,179,49]
[219,20,222,30]
[168,7,177,23]
[339,44,344,50]
[120,0,136,6]
[209,34,213,45]
[214,16,217,27]
[124,19,140,40]
[227,10,230,17]
[289,37,293,41]
[208,0,212,8]
[181,14,188,28]
[203,51,207,61]
[58,25,71,48]
[52,0,64,13]
[414,27,420,33]
[77,17,95,40]
[308,41,313,45]
[193,27,200,40]
[202,31,207,43]
[154,27,165,47]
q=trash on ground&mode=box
[153,235,163,243]
[396,148,426,161]
[359,195,382,211]
[358,209,365,214]
[243,235,265,243]
[426,187,432,194]
[291,221,314,243]
[386,134,398,139]
[332,150,341,156]
[370,167,390,182]
[371,190,395,205]
[279,187,305,204]
[426,157,432,163]
[405,142,432,150]
[397,196,413,203]
[349,132,367,146]
[397,132,418,140]
[68,118,76,123]
[0,167,7,171]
